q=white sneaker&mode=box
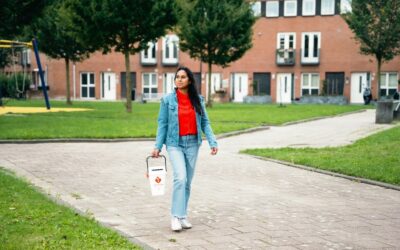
[179,218,192,229]
[171,217,182,231]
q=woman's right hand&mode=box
[151,149,160,158]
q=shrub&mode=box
[6,73,31,99]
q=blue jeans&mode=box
[167,135,200,218]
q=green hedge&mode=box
[0,73,31,99]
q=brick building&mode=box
[25,0,400,104]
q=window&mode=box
[81,72,95,99]
[321,0,335,15]
[141,41,157,65]
[301,32,320,64]
[380,72,398,97]
[206,73,222,94]
[277,33,296,64]
[302,0,316,16]
[284,0,297,16]
[302,73,320,95]
[163,73,175,94]
[340,0,352,14]
[21,48,31,66]
[251,1,261,16]
[266,1,279,17]
[142,73,158,99]
[162,35,179,65]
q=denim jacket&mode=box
[155,92,218,151]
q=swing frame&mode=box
[0,39,50,109]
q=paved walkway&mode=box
[1,109,400,249]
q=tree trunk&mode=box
[65,58,72,105]
[124,51,132,113]
[376,57,382,100]
[207,62,212,108]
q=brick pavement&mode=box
[0,109,399,249]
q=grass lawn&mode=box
[242,125,400,186]
[0,99,369,139]
[0,167,141,250]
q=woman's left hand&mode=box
[211,147,218,155]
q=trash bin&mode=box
[131,89,135,101]
[375,100,394,124]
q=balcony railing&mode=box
[300,49,320,65]
[276,49,295,66]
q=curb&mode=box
[0,167,155,250]
[249,155,400,192]
[0,126,270,144]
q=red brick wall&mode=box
[30,14,400,102]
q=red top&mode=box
[177,90,198,136]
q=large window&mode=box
[162,35,179,65]
[321,0,335,15]
[380,72,398,97]
[284,0,297,16]
[340,0,352,14]
[277,33,296,64]
[206,73,222,94]
[141,41,157,65]
[81,72,95,99]
[266,1,279,17]
[302,0,316,16]
[302,73,320,95]
[301,32,320,64]
[251,1,261,16]
[142,73,158,100]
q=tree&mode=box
[0,0,48,39]
[0,0,49,69]
[31,0,94,105]
[68,0,177,112]
[342,0,400,99]
[177,0,255,107]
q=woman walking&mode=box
[152,66,218,231]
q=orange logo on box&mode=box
[155,176,162,183]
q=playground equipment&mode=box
[0,39,50,109]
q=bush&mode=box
[0,74,8,98]
[4,73,31,99]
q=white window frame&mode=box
[21,48,31,65]
[340,0,352,14]
[301,73,320,96]
[301,32,321,64]
[140,41,157,64]
[251,1,261,17]
[321,0,335,15]
[142,72,158,100]
[266,1,279,17]
[284,0,297,17]
[277,33,296,63]
[80,72,95,99]
[162,34,179,65]
[380,72,398,96]
[206,73,222,94]
[163,72,175,94]
[302,0,316,16]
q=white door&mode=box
[103,73,116,100]
[164,73,175,94]
[351,73,368,104]
[231,73,248,102]
[276,73,292,103]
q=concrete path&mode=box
[1,109,399,249]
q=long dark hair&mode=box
[174,66,203,115]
